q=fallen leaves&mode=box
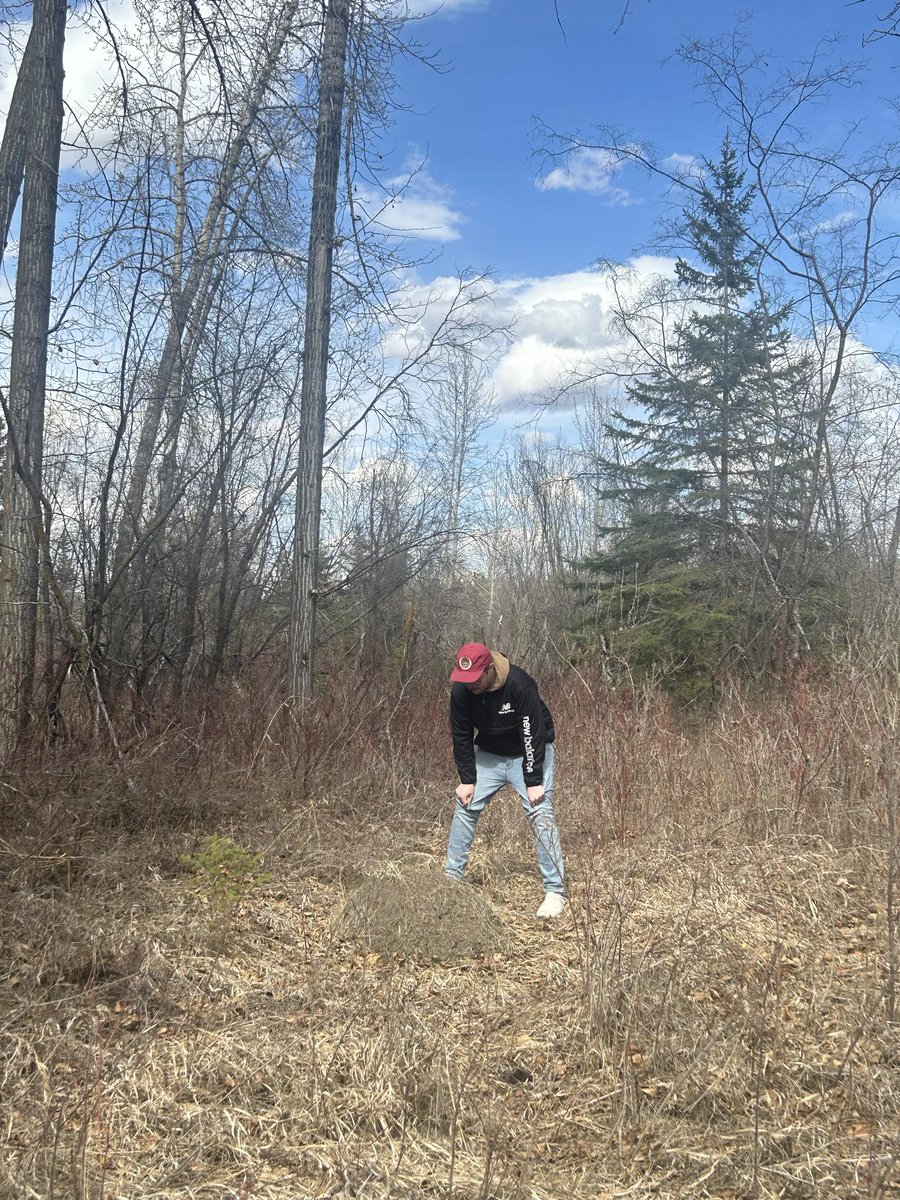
[3,842,899,1200]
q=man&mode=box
[444,641,567,918]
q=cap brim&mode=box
[451,666,485,683]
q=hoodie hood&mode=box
[489,652,510,690]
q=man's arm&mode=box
[450,685,476,784]
[515,677,547,790]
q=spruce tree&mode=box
[577,136,813,696]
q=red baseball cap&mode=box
[451,642,493,683]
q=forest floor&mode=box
[2,796,899,1200]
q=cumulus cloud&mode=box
[487,258,677,408]
[478,257,888,415]
[536,147,637,205]
[356,156,465,243]
[379,257,679,412]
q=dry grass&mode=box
[1,667,899,1199]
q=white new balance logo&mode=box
[499,702,513,714]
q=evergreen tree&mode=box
[576,137,817,697]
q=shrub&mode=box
[181,834,271,912]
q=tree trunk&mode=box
[0,0,67,759]
[0,20,40,266]
[288,0,351,702]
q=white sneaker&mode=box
[536,893,567,919]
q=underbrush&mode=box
[1,666,898,1198]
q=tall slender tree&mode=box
[0,0,68,758]
[288,0,350,702]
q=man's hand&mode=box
[456,783,476,806]
[527,784,545,805]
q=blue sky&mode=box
[364,0,900,414]
[387,0,898,277]
[3,0,897,418]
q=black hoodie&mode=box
[450,661,555,787]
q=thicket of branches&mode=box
[1,5,900,759]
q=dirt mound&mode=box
[332,856,509,960]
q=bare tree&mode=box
[101,0,309,687]
[0,0,67,758]
[0,0,505,742]
[289,0,351,703]
[427,346,496,578]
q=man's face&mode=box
[464,664,495,695]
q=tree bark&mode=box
[288,0,351,702]
[0,21,40,267]
[0,0,67,759]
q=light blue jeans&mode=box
[444,744,565,894]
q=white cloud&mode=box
[379,257,679,411]
[663,151,702,178]
[487,258,676,407]
[480,259,895,415]
[491,334,581,401]
[810,210,856,234]
[536,147,637,205]
[378,271,503,361]
[373,0,487,19]
[357,157,465,243]
[432,0,489,10]
[413,0,489,13]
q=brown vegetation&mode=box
[1,664,898,1199]
[332,858,510,960]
